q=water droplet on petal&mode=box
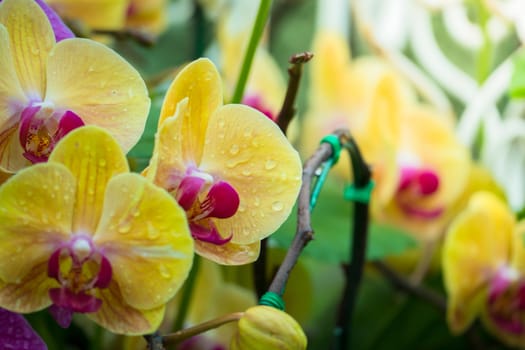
[265,159,277,170]
[254,197,260,207]
[272,201,284,211]
[229,144,240,155]
[118,222,132,234]
[159,265,171,279]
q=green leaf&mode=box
[509,49,525,99]
[271,179,418,263]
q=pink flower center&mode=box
[171,170,240,245]
[47,235,112,328]
[19,105,84,163]
[395,166,444,219]
[242,94,276,121]
[487,269,525,335]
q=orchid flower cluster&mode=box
[0,0,303,348]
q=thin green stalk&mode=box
[164,312,244,346]
[230,0,273,103]
[172,256,201,333]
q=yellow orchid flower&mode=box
[145,58,302,265]
[303,30,470,240]
[125,0,167,36]
[0,126,194,335]
[45,0,129,31]
[0,0,150,172]
[45,0,167,35]
[443,192,525,347]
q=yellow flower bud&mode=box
[230,306,307,350]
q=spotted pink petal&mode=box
[48,305,73,329]
[0,308,47,350]
[48,287,102,314]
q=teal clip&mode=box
[344,180,375,203]
[259,291,285,310]
[310,135,343,211]
[320,134,341,163]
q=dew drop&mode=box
[241,169,252,176]
[272,201,284,211]
[118,222,132,234]
[159,265,171,279]
[218,118,225,128]
[265,159,277,170]
[229,144,240,155]
[31,47,40,55]
[226,159,237,168]
[99,159,107,167]
[253,197,260,207]
[147,222,160,239]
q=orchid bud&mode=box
[230,306,307,350]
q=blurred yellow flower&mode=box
[0,0,150,172]
[443,191,525,347]
[144,58,302,265]
[45,0,167,35]
[303,30,470,240]
[0,126,194,334]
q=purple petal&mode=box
[201,181,240,219]
[94,255,112,289]
[48,304,73,329]
[0,308,47,350]
[176,176,206,210]
[55,110,84,140]
[190,222,232,245]
[49,288,102,314]
[34,0,75,41]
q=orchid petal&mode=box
[45,0,128,30]
[195,238,260,265]
[310,31,352,109]
[0,0,55,98]
[443,192,515,333]
[0,261,55,313]
[87,281,166,335]
[94,173,193,310]
[34,0,74,42]
[0,122,28,173]
[0,25,26,125]
[158,58,222,163]
[146,99,188,184]
[48,126,129,234]
[401,106,469,208]
[45,38,150,151]
[199,105,302,245]
[0,163,74,283]
[0,308,47,350]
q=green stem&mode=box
[172,256,201,333]
[164,312,244,346]
[230,0,273,104]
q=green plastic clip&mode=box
[320,134,342,163]
[259,291,285,310]
[344,180,375,204]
